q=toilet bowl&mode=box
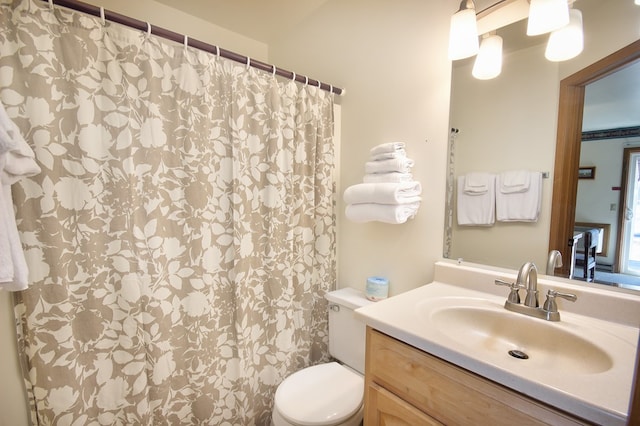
[271,362,364,426]
[271,288,372,426]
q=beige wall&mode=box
[0,0,455,423]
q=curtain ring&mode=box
[184,35,189,50]
[215,45,220,57]
[291,72,296,82]
[304,76,309,86]
[146,22,152,38]
[48,0,54,10]
[246,57,251,70]
[317,80,321,89]
[99,7,105,25]
[272,65,277,78]
[329,85,333,94]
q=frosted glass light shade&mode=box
[527,0,570,36]
[448,8,479,60]
[545,9,584,62]
[636,0,640,5]
[472,35,503,80]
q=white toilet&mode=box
[271,287,373,426]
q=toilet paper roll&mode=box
[366,276,389,301]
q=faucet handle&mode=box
[494,279,523,304]
[543,289,577,313]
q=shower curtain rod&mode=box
[39,0,344,96]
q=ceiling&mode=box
[158,0,639,133]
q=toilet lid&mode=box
[275,362,363,426]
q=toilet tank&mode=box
[325,287,373,374]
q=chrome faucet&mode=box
[516,261,539,307]
[546,250,563,275]
[495,261,577,321]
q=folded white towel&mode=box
[365,157,414,174]
[463,172,492,194]
[457,175,496,226]
[0,103,40,291]
[500,169,531,194]
[343,182,422,205]
[370,151,406,161]
[345,202,420,224]
[363,172,413,183]
[370,142,405,157]
[496,171,542,222]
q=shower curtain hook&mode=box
[246,57,251,70]
[304,76,308,86]
[291,72,296,82]
[329,85,333,94]
[215,45,220,57]
[48,0,54,10]
[317,79,321,89]
[272,65,277,78]
[99,7,105,25]
[146,22,152,38]
[184,35,189,50]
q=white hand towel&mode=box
[457,175,496,226]
[363,172,413,183]
[343,182,422,205]
[496,171,542,222]
[370,142,405,157]
[500,169,531,194]
[463,172,491,194]
[345,202,420,224]
[365,157,414,174]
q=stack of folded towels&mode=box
[344,142,421,224]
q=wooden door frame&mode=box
[549,39,640,277]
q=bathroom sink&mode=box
[422,297,613,374]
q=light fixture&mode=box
[527,0,570,36]
[636,0,640,5]
[448,0,479,60]
[545,8,584,61]
[472,33,503,79]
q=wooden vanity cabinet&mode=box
[364,327,592,426]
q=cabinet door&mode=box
[365,383,443,426]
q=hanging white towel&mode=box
[365,157,414,174]
[345,202,420,224]
[463,172,492,194]
[0,103,41,291]
[457,174,496,226]
[370,142,405,157]
[363,172,413,183]
[500,169,531,194]
[343,182,422,205]
[496,171,542,222]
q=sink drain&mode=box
[508,350,529,360]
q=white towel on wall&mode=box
[343,182,422,205]
[370,142,405,157]
[456,174,496,226]
[363,172,413,183]
[500,169,531,194]
[496,171,542,222]
[0,103,41,291]
[345,202,420,224]
[463,172,492,194]
[365,157,414,174]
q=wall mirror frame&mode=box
[549,39,640,278]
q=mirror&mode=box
[446,0,640,291]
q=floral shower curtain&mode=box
[0,0,336,424]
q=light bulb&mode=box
[472,34,503,80]
[545,9,584,62]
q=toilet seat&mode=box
[274,362,363,426]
